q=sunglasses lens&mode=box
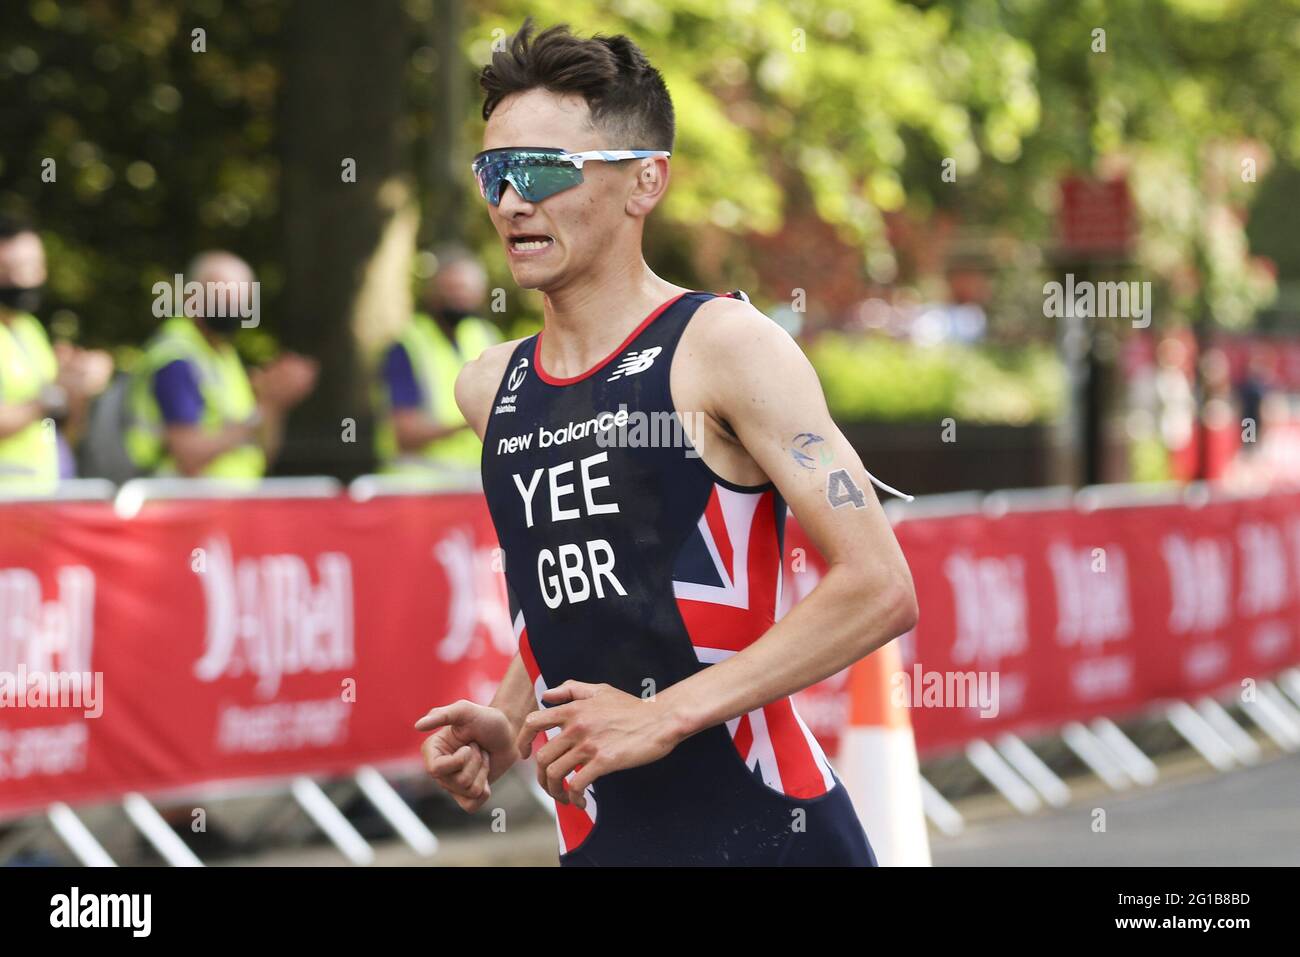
[512,165,582,203]
[472,150,583,205]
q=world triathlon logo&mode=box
[507,356,529,391]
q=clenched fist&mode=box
[414,700,519,813]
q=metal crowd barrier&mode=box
[112,475,342,518]
[0,478,117,503]
[348,469,480,501]
[884,479,1300,833]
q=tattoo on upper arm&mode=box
[786,430,870,510]
[788,431,834,469]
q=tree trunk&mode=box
[426,0,467,246]
[278,0,415,479]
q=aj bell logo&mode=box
[607,346,661,381]
[507,356,529,391]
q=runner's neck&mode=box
[537,268,688,380]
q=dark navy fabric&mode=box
[672,522,727,588]
[480,291,877,866]
[152,358,204,426]
[381,342,423,409]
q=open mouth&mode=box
[509,234,554,252]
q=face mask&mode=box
[0,284,43,314]
[202,314,242,336]
[439,307,475,325]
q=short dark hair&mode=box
[480,19,675,152]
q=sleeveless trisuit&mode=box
[480,290,878,866]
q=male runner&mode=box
[415,20,918,866]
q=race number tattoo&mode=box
[787,432,867,508]
[826,468,868,509]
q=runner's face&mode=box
[481,89,637,292]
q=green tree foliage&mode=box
[470,0,1040,287]
[0,0,287,353]
[2,0,1297,377]
[941,0,1296,328]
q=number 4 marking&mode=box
[826,469,868,510]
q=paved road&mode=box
[21,751,1291,867]
[231,753,1300,867]
[931,753,1300,867]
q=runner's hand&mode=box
[415,700,518,812]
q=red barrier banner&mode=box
[788,492,1300,756]
[0,495,513,818]
[4,489,1300,816]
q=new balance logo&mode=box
[607,346,662,381]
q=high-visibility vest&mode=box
[0,312,59,491]
[125,316,265,478]
[374,313,499,473]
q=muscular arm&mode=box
[489,653,537,737]
[456,338,539,738]
[658,299,917,738]
[453,338,521,441]
[413,339,538,809]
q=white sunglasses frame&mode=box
[559,149,672,169]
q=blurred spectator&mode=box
[1200,347,1239,479]
[1155,335,1197,480]
[1236,345,1273,455]
[54,340,115,473]
[0,215,109,491]
[373,246,500,476]
[124,251,317,478]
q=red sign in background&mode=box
[3,489,1299,817]
[1057,175,1136,256]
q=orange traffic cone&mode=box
[837,639,932,866]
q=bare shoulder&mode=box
[677,295,815,404]
[687,295,806,362]
[455,337,526,439]
[669,293,828,486]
